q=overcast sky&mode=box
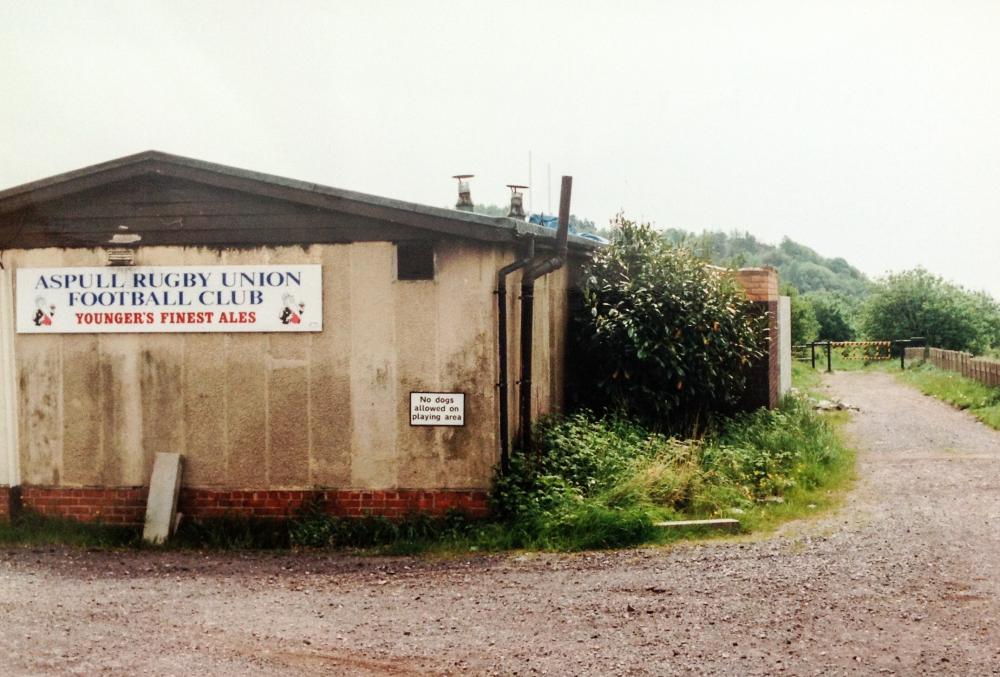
[2,1,998,296]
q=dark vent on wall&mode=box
[396,241,435,281]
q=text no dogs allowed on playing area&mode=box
[410,392,465,426]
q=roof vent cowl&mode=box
[506,184,528,220]
[452,174,474,212]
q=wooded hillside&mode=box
[659,229,869,297]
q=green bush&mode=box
[492,414,677,514]
[574,215,766,431]
[860,268,1000,353]
[805,291,857,341]
[525,501,655,551]
[782,283,820,345]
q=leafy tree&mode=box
[805,291,856,341]
[781,284,820,345]
[971,291,1000,350]
[860,268,1000,353]
[574,216,767,431]
[779,237,822,265]
[786,261,840,294]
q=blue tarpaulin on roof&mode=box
[528,213,560,229]
[529,214,608,244]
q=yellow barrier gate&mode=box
[830,341,893,361]
[793,338,926,372]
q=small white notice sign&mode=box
[410,392,465,426]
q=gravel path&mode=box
[2,371,1000,676]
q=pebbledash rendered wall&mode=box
[0,152,579,524]
[0,242,570,523]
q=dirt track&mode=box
[2,371,1000,676]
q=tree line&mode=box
[481,205,1000,357]
[629,225,1000,356]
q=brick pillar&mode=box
[732,267,780,410]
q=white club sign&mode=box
[16,265,323,334]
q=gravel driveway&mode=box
[2,370,1000,676]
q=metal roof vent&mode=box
[107,225,139,265]
[107,248,135,266]
[452,174,474,211]
[506,184,528,220]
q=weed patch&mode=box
[791,360,824,394]
[490,395,855,550]
[170,508,497,554]
[0,512,139,548]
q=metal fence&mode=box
[794,337,926,372]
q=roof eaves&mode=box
[0,150,601,251]
[150,153,599,249]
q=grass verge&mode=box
[791,360,824,395]
[895,361,1000,430]
[794,350,900,377]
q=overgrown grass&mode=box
[896,362,1000,430]
[489,395,855,550]
[796,348,900,375]
[792,359,824,394]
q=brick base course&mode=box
[18,486,146,524]
[14,486,490,525]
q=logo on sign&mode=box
[279,293,306,325]
[33,296,56,327]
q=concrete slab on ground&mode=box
[142,452,182,545]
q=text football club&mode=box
[16,265,322,334]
